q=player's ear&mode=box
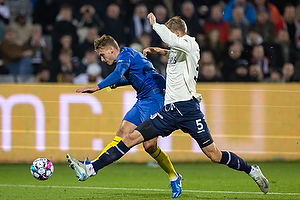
[108,46,113,54]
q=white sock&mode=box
[170,173,178,181]
[248,166,256,178]
[86,164,96,176]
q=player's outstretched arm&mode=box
[76,85,100,93]
[143,47,168,56]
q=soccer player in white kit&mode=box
[67,12,269,198]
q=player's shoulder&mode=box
[118,47,132,59]
[182,35,199,50]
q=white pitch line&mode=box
[0,184,299,196]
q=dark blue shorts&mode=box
[123,93,164,126]
[146,98,211,140]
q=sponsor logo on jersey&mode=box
[150,113,157,119]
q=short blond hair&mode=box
[165,16,187,34]
[94,34,119,51]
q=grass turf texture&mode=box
[0,161,299,200]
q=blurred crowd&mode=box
[0,0,299,83]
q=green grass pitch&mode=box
[0,161,299,200]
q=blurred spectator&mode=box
[131,32,166,76]
[228,6,249,40]
[249,63,264,81]
[204,3,230,44]
[0,0,10,25]
[52,4,79,62]
[223,0,256,26]
[49,48,74,82]
[0,26,33,75]
[136,32,152,50]
[199,50,217,66]
[228,59,252,82]
[162,0,183,18]
[252,9,276,44]
[0,0,9,41]
[58,0,80,18]
[274,29,297,65]
[77,0,107,20]
[129,3,152,43]
[263,70,282,82]
[32,0,60,35]
[275,4,299,46]
[75,48,99,76]
[243,27,269,61]
[74,4,104,43]
[193,0,223,25]
[151,4,168,47]
[104,3,127,47]
[296,3,300,21]
[197,63,222,82]
[73,63,103,84]
[224,28,244,57]
[22,24,52,76]
[53,34,72,59]
[76,26,99,59]
[281,62,298,82]
[35,68,50,82]
[294,60,300,81]
[221,41,244,81]
[180,1,205,45]
[252,0,281,25]
[202,29,224,67]
[10,10,33,46]
[250,44,272,78]
[199,50,222,78]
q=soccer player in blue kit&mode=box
[68,13,269,197]
[68,34,182,198]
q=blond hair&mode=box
[165,16,187,34]
[94,34,119,51]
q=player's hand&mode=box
[147,12,156,26]
[110,84,117,89]
[143,47,158,56]
[76,85,99,93]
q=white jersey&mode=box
[153,23,202,105]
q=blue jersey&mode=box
[98,47,165,99]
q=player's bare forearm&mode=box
[143,47,167,57]
[76,85,100,93]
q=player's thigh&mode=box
[179,108,210,139]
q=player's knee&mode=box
[143,141,157,154]
[116,128,127,138]
[123,130,144,148]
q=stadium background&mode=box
[1,83,299,163]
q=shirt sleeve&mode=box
[97,63,129,89]
[116,77,131,87]
[152,23,191,54]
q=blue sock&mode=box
[219,151,251,174]
[92,141,130,171]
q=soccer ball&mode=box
[30,158,54,180]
